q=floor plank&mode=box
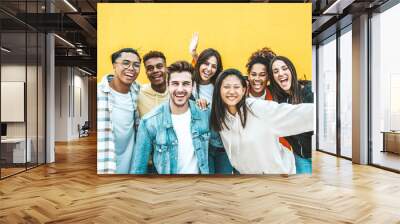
[0,134,399,223]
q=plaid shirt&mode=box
[97,75,140,174]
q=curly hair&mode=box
[246,47,276,74]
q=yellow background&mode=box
[98,3,311,83]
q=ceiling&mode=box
[0,0,391,74]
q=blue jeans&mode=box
[294,154,312,174]
[208,146,233,174]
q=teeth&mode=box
[202,71,211,77]
[253,85,262,90]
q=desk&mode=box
[381,131,400,154]
[1,138,31,163]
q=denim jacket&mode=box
[130,100,215,174]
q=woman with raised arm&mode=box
[188,34,232,174]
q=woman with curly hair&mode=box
[246,47,276,99]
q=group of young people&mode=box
[97,45,314,175]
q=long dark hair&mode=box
[268,56,302,104]
[210,69,248,132]
[193,48,223,98]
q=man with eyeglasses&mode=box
[97,48,141,174]
[137,51,169,117]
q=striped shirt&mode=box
[97,74,140,174]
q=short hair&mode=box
[143,51,166,64]
[111,48,141,64]
[167,61,194,83]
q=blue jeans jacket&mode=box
[130,100,216,174]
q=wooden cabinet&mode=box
[382,131,400,154]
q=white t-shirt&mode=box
[110,89,135,174]
[249,90,266,100]
[193,83,214,106]
[171,109,199,174]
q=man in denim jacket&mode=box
[130,61,212,174]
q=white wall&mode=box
[54,67,89,141]
[1,64,34,137]
[1,65,26,142]
[1,63,46,164]
[73,72,89,138]
[55,66,69,141]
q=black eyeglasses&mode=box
[115,60,140,69]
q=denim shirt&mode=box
[130,100,214,174]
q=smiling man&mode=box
[130,61,214,174]
[97,48,141,174]
[137,51,169,117]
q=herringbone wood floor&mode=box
[1,135,400,224]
